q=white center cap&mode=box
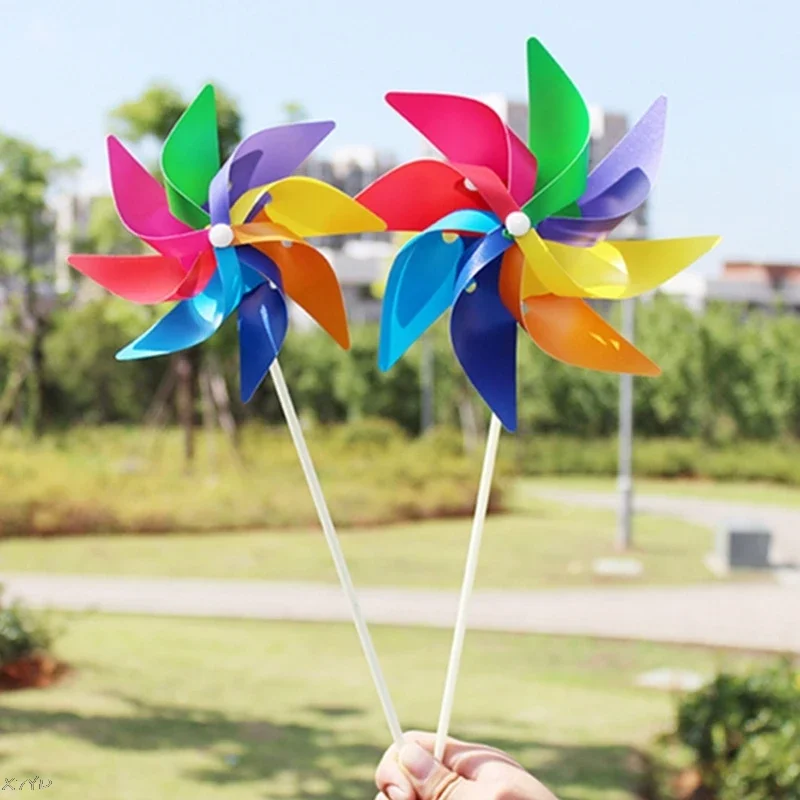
[504,211,531,238]
[208,223,234,248]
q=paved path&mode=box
[531,487,800,564]
[2,573,798,653]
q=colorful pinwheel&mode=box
[68,85,385,400]
[358,37,720,430]
[67,86,405,746]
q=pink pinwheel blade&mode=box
[506,128,538,206]
[107,136,209,266]
[68,253,189,305]
[167,247,217,300]
[387,92,511,185]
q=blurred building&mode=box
[660,260,800,314]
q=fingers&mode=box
[397,741,477,800]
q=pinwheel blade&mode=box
[261,176,386,237]
[244,241,351,349]
[228,121,336,205]
[520,295,660,376]
[507,128,538,206]
[539,168,651,246]
[386,92,512,185]
[379,232,465,371]
[67,253,187,304]
[116,271,227,360]
[237,281,289,402]
[168,248,218,300]
[450,164,520,221]
[356,160,489,232]
[106,136,209,264]
[583,96,667,206]
[610,236,721,297]
[523,38,591,224]
[451,258,519,430]
[161,84,219,229]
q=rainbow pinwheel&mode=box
[358,38,719,430]
[69,85,385,400]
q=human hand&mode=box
[375,731,559,800]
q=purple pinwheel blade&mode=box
[229,121,336,204]
[451,257,518,431]
[237,281,289,402]
[539,168,651,246]
[583,96,666,205]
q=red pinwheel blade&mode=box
[67,253,188,305]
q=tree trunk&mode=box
[174,353,194,470]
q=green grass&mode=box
[525,475,800,507]
[0,497,717,588]
[0,614,766,800]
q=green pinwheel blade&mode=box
[161,84,219,229]
[523,38,591,225]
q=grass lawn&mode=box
[0,497,717,588]
[0,614,765,800]
[526,475,800,507]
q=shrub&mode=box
[0,588,56,667]
[721,723,800,800]
[676,660,800,795]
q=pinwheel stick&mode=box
[269,359,404,747]
[435,413,503,760]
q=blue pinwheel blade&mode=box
[116,269,227,360]
[453,226,513,297]
[451,257,518,431]
[236,245,284,289]
[379,209,500,372]
[379,232,464,371]
[237,281,289,402]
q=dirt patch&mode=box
[0,653,70,691]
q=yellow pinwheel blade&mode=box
[544,240,631,299]
[610,236,721,297]
[515,229,589,298]
[254,177,387,237]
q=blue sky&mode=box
[1,0,797,273]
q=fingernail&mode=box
[400,742,435,781]
[386,786,411,800]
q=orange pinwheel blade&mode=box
[255,240,349,349]
[521,294,660,376]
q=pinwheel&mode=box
[357,37,720,758]
[358,38,719,432]
[67,85,403,746]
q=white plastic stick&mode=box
[434,413,503,759]
[269,359,404,747]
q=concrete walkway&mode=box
[2,573,798,653]
[531,487,800,564]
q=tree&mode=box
[107,82,243,467]
[0,135,78,434]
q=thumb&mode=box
[398,742,479,800]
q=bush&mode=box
[0,422,505,536]
[676,660,800,796]
[0,588,55,667]
[721,723,800,800]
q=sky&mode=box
[1,0,797,275]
